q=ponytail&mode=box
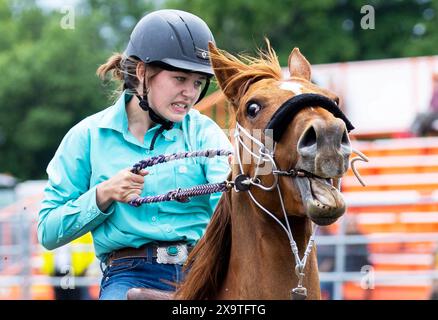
[96,53,125,81]
[96,53,142,99]
[96,53,162,100]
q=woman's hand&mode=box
[96,168,149,212]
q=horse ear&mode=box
[288,48,311,81]
[208,42,242,106]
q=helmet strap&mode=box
[195,77,210,104]
[137,69,174,150]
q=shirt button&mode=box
[166,227,172,233]
[151,216,157,222]
[145,150,150,155]
[179,165,187,173]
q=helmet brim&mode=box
[160,58,214,77]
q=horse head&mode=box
[209,42,353,226]
[173,42,358,300]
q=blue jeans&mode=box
[99,257,183,300]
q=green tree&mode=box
[164,0,438,65]
[1,0,438,180]
[0,2,105,179]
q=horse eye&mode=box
[246,102,261,118]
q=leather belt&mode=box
[107,242,192,265]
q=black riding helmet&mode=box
[124,9,215,150]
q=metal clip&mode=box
[291,264,307,300]
[233,174,251,192]
[168,188,190,203]
[296,170,307,177]
[291,286,307,300]
[225,180,235,190]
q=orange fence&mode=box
[337,137,438,300]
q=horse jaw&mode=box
[294,177,345,226]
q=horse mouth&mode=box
[294,176,346,226]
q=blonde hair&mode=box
[96,53,161,100]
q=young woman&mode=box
[38,9,232,300]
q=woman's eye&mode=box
[194,80,204,89]
[246,102,261,118]
[175,76,186,82]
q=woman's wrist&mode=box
[96,181,113,212]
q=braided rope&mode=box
[131,149,233,174]
[129,149,233,207]
[129,182,230,207]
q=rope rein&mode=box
[127,147,367,207]
[128,149,233,207]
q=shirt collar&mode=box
[98,91,129,133]
[98,91,182,141]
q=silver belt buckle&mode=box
[156,243,188,265]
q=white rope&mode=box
[234,121,316,289]
[233,121,368,295]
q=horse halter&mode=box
[234,93,366,300]
[265,93,354,141]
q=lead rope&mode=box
[128,149,233,207]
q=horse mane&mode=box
[175,41,282,299]
[175,189,232,300]
[210,39,283,103]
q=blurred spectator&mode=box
[430,73,438,112]
[317,217,373,300]
[345,217,372,273]
[0,173,17,208]
[430,246,438,300]
[410,72,438,136]
[316,226,336,300]
[344,216,373,300]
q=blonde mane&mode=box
[211,40,283,103]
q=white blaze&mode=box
[279,81,303,94]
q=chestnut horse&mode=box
[128,42,355,300]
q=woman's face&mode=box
[147,69,207,122]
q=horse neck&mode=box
[218,191,320,299]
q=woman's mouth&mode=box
[171,103,188,114]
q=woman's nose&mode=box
[182,83,199,100]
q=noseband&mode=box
[234,93,355,299]
[265,93,354,142]
[234,93,355,191]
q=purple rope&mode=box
[131,149,233,174]
[128,149,233,207]
[129,182,230,207]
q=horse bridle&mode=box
[233,93,367,300]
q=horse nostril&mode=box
[298,126,317,149]
[341,130,349,145]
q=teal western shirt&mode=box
[37,92,232,262]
